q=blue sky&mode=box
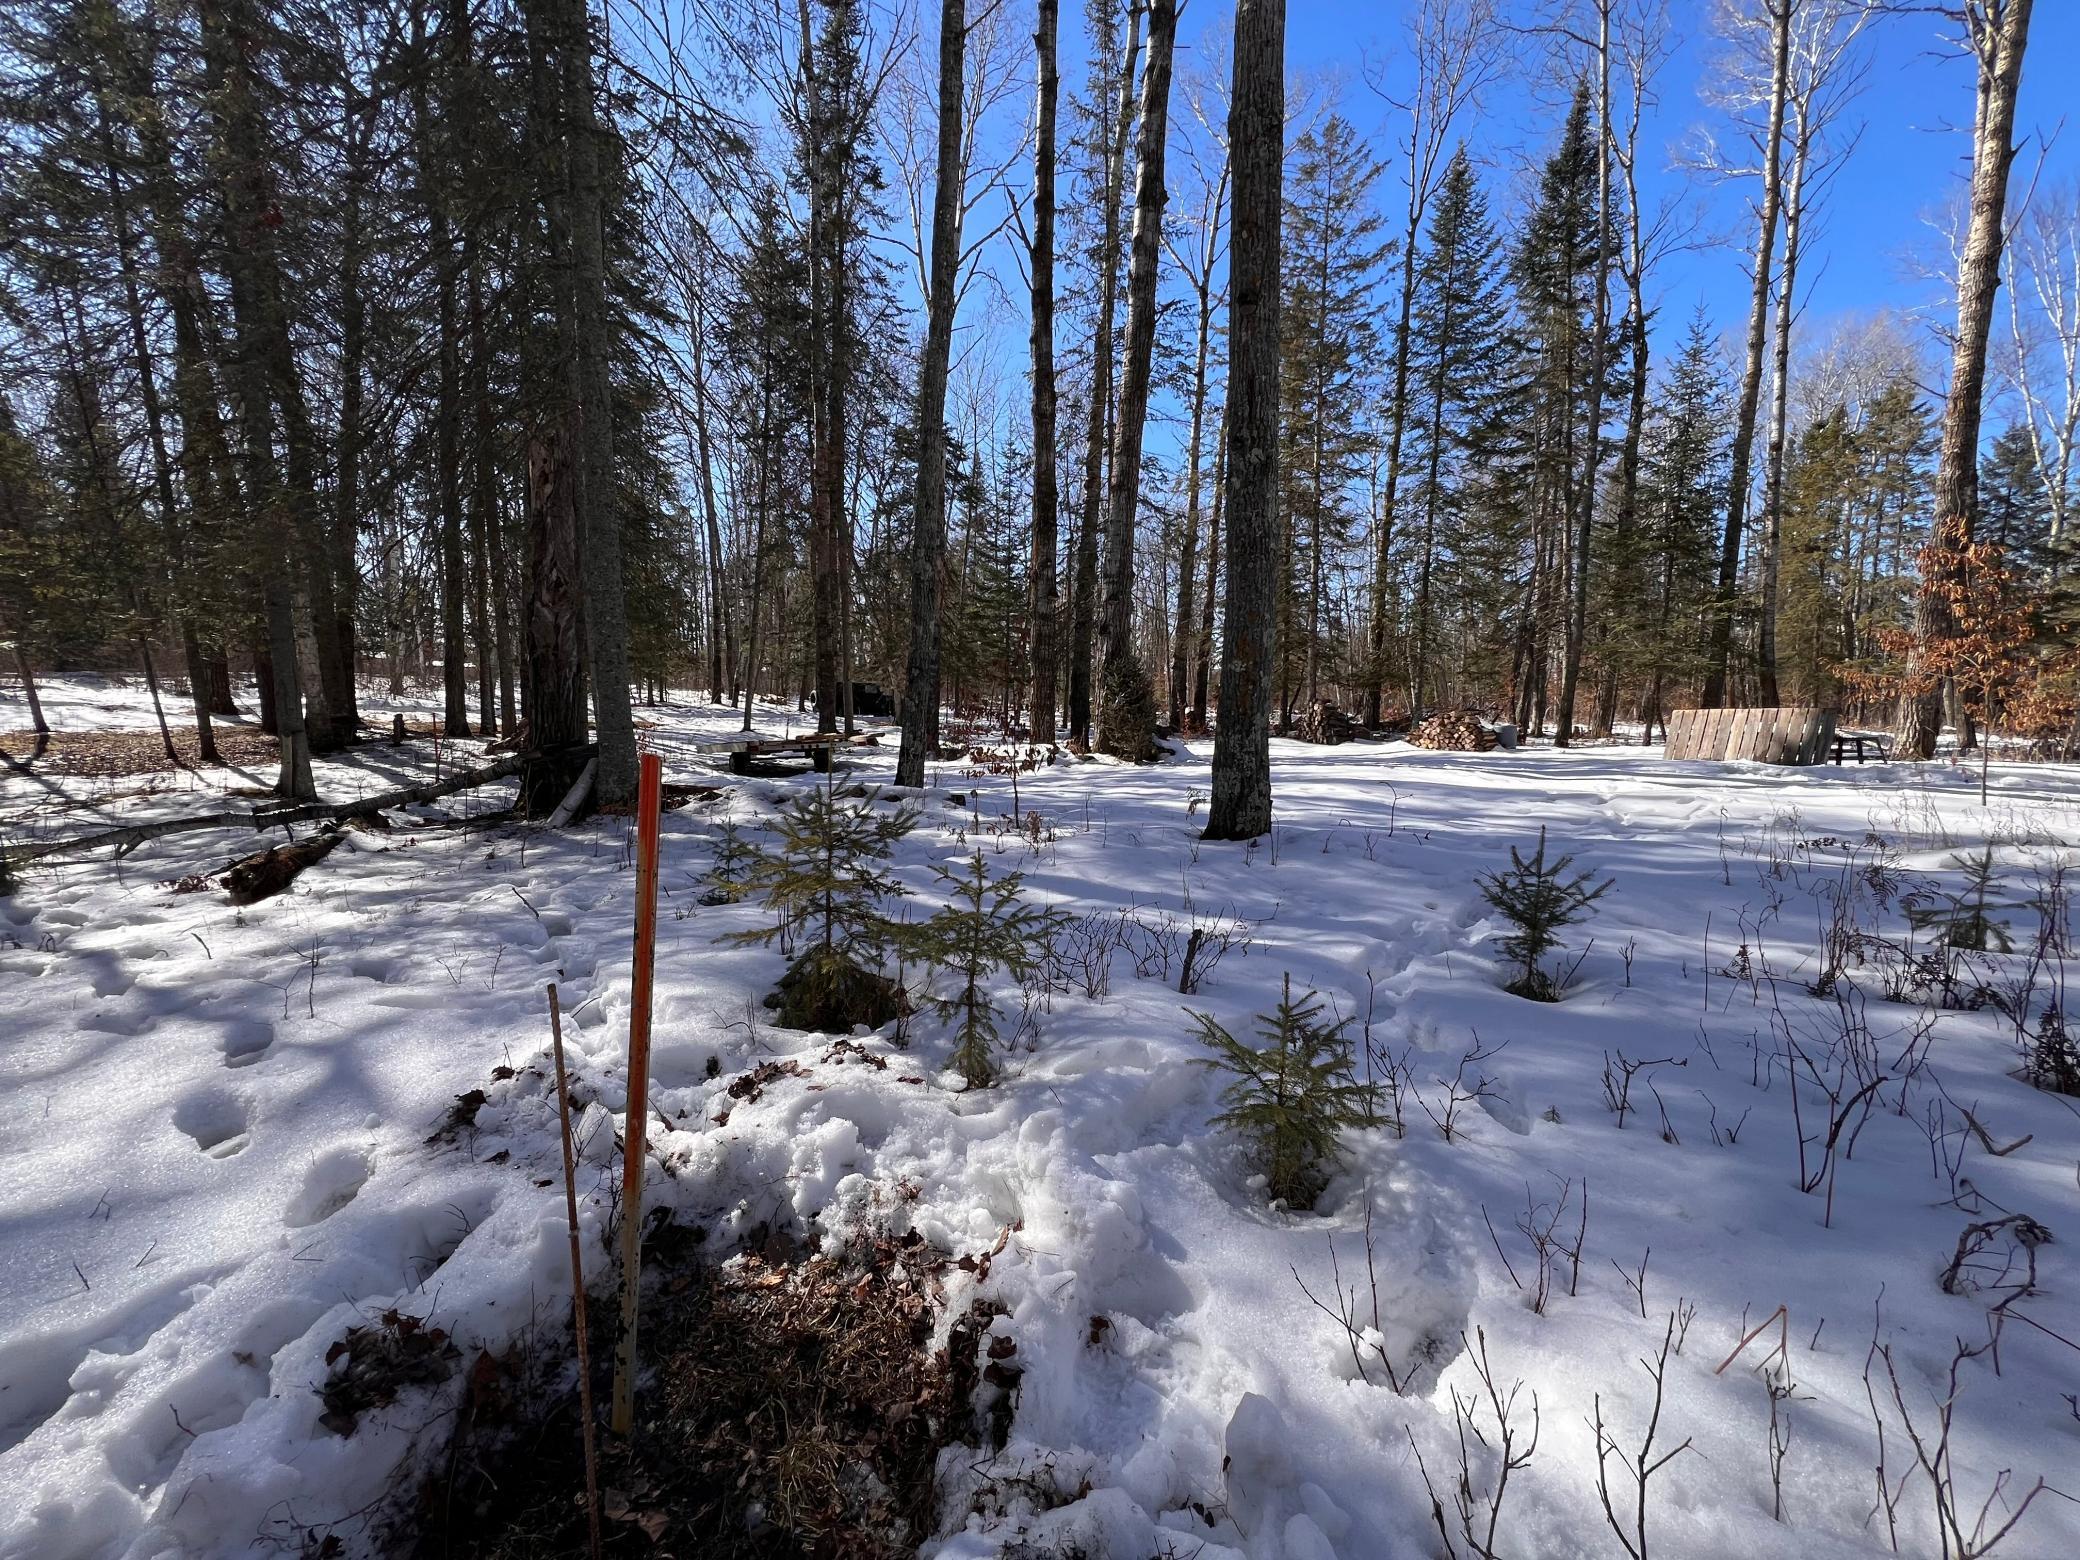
[1265,0,2079,378]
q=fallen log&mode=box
[222,828,351,904]
[3,751,547,871]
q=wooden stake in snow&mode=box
[611,751,664,1436]
[546,984,604,1560]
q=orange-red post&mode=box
[611,751,664,1435]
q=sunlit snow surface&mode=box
[4,676,2077,1560]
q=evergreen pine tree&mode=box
[1404,146,1512,710]
[1477,826,1614,1000]
[915,851,1065,1087]
[1980,422,2053,564]
[1278,113,1390,721]
[721,777,919,1032]
[1507,83,1612,735]
[1191,974,1372,1209]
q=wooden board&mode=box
[1663,707,1833,766]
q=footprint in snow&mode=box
[219,1019,274,1068]
[173,1091,251,1159]
[283,1148,372,1228]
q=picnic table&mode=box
[723,732,839,774]
[1829,730,1893,765]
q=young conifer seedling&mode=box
[1190,974,1371,1209]
[720,774,918,1032]
[1478,826,1614,1001]
[915,850,1064,1087]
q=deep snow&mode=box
[3,675,2077,1560]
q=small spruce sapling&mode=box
[720,776,919,1032]
[1478,827,1614,1001]
[915,850,1066,1087]
[1191,975,1372,1209]
[700,819,759,904]
[1906,848,2018,953]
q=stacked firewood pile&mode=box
[1294,699,1361,745]
[1407,708,1499,752]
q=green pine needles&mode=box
[1907,848,2018,954]
[702,818,759,904]
[915,850,1065,1088]
[1478,826,1614,1001]
[1190,975,1372,1209]
[719,776,919,1033]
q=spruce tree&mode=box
[1404,146,1511,711]
[721,777,919,1032]
[915,851,1064,1087]
[1191,975,1371,1209]
[1507,84,1610,736]
[1477,826,1614,1001]
[1277,113,1390,721]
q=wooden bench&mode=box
[1830,731,1893,765]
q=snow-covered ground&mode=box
[3,674,2077,1560]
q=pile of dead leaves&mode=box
[319,1309,461,1436]
[416,1225,989,1560]
[1,726,280,778]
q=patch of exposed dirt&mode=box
[413,1226,994,1560]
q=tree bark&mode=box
[556,0,635,801]
[1096,0,1176,759]
[1205,0,1283,842]
[1554,1,1614,748]
[521,417,590,813]
[1757,111,1814,707]
[1171,267,1213,732]
[1704,0,1791,709]
[1900,0,2034,759]
[1191,399,1227,732]
[199,0,314,798]
[1069,2,1143,749]
[1028,0,1062,742]
[896,0,968,787]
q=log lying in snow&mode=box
[221,828,352,904]
[3,751,549,871]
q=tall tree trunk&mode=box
[1205,0,1283,842]
[555,0,635,801]
[93,77,219,764]
[467,253,498,733]
[1554,2,1614,748]
[1171,268,1212,733]
[1757,118,1813,708]
[1190,399,1227,731]
[335,90,376,743]
[688,287,734,704]
[798,0,842,735]
[416,9,472,740]
[1096,0,1175,760]
[895,0,968,787]
[199,0,314,797]
[135,17,243,738]
[1069,2,1143,748]
[1028,0,1062,742]
[1900,0,2034,759]
[521,416,589,812]
[1704,0,1791,709]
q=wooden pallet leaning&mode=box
[1664,707,1834,766]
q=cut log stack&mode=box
[1408,708,1499,752]
[1294,699,1361,745]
